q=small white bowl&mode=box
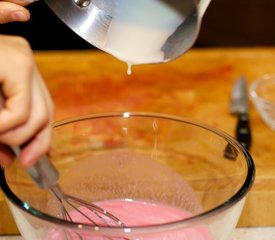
[250,74,275,130]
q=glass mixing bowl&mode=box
[0,112,254,240]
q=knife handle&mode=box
[236,113,252,150]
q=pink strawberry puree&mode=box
[46,199,211,240]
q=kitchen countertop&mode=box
[1,227,275,240]
[1,48,275,234]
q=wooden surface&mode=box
[1,48,275,234]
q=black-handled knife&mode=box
[235,113,252,150]
[224,77,252,159]
[230,76,252,150]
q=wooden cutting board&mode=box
[1,48,275,234]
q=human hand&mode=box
[0,0,32,24]
[0,35,54,168]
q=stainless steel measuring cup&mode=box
[34,0,212,63]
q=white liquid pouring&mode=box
[95,0,186,74]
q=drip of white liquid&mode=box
[96,0,186,73]
[127,63,132,75]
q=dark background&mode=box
[1,0,275,50]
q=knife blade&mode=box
[230,76,252,150]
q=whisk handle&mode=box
[7,145,59,189]
[27,155,59,189]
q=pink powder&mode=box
[47,199,211,240]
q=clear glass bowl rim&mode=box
[0,112,255,234]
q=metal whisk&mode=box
[12,149,126,239]
[17,152,127,240]
[0,91,123,230]
[26,155,124,227]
